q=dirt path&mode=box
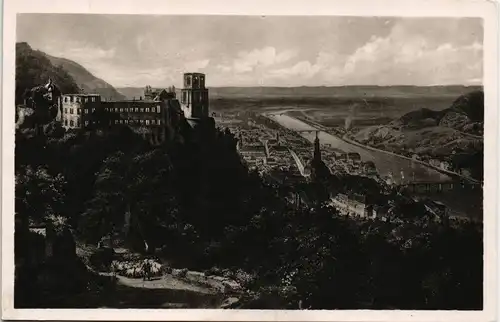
[94,273,225,308]
[110,273,215,294]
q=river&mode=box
[266,113,452,185]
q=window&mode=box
[76,97,80,103]
[70,109,74,114]
[70,96,73,103]
[157,105,161,113]
[92,97,96,102]
[145,120,150,125]
[76,120,80,127]
[146,108,150,112]
[140,108,144,113]
[120,108,123,112]
[70,120,74,127]
[85,121,89,126]
[92,108,95,112]
[64,108,68,114]
[125,120,129,124]
[135,108,139,112]
[65,120,68,126]
[77,108,81,114]
[64,97,68,102]
[140,119,144,124]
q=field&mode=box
[210,95,461,129]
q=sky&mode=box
[17,14,483,88]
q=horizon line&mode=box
[115,84,484,89]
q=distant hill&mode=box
[16,42,125,103]
[16,42,80,104]
[390,90,484,131]
[116,87,148,101]
[208,85,483,99]
[117,85,482,101]
[46,55,125,101]
[352,89,484,180]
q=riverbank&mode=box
[341,134,480,185]
[283,112,479,184]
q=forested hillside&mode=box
[16,42,125,104]
[47,55,125,101]
[16,42,79,105]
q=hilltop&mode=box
[389,90,484,133]
[351,90,484,180]
[16,42,125,103]
[16,42,80,104]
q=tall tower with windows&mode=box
[180,73,209,119]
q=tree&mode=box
[15,165,66,222]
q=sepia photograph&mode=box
[2,0,498,321]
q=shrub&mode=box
[178,268,188,278]
[162,266,173,274]
[204,266,222,276]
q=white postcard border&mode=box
[2,0,498,321]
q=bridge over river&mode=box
[264,111,485,220]
[266,112,453,185]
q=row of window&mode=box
[63,96,98,103]
[64,119,80,127]
[109,119,163,125]
[64,108,80,114]
[64,119,164,127]
[63,106,161,115]
[104,106,161,113]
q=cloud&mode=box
[184,59,210,71]
[340,22,483,85]
[264,51,342,84]
[219,46,297,74]
[44,41,116,63]
[20,16,482,87]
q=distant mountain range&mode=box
[117,85,482,101]
[15,42,125,104]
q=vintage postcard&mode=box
[2,0,498,321]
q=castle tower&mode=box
[180,73,209,119]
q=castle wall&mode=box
[60,94,102,130]
[56,72,209,145]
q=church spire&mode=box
[313,131,321,162]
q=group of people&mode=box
[110,258,162,280]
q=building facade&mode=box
[56,73,210,145]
